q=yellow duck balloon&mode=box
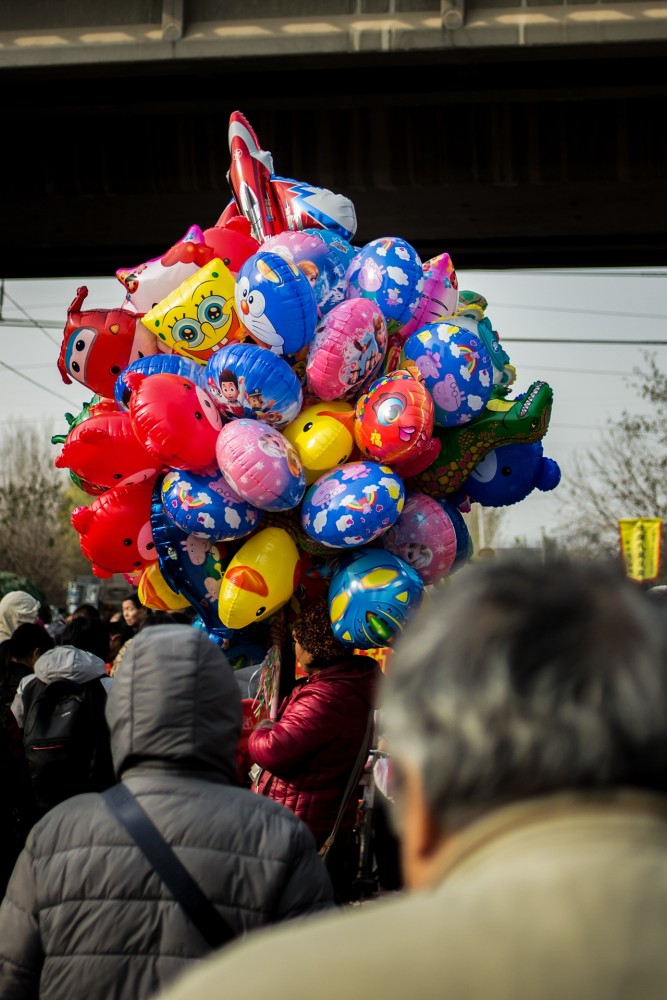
[218,527,300,629]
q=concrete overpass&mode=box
[1,1,666,277]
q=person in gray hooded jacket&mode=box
[0,624,334,1000]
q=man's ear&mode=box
[398,763,444,891]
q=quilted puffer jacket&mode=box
[0,625,334,1000]
[249,655,382,849]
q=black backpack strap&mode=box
[102,783,236,950]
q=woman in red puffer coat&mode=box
[249,600,382,901]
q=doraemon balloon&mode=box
[218,526,301,629]
[115,354,206,411]
[461,441,561,508]
[283,400,356,486]
[262,229,351,317]
[400,321,496,427]
[216,419,306,511]
[300,461,404,549]
[161,467,264,540]
[126,371,223,471]
[354,370,434,465]
[141,258,245,364]
[205,342,302,427]
[381,491,458,586]
[235,250,318,357]
[328,548,424,649]
[346,237,423,334]
[306,299,387,401]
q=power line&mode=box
[0,358,74,404]
[504,337,667,345]
[1,291,61,345]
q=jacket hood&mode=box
[34,644,108,684]
[0,590,40,642]
[106,625,242,783]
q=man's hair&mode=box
[383,551,667,832]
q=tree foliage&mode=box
[556,353,667,561]
[0,421,90,607]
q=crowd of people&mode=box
[1,551,667,999]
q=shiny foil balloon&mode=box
[381,491,457,586]
[461,440,561,508]
[161,467,264,540]
[400,321,496,427]
[345,237,423,334]
[354,370,435,464]
[216,419,306,511]
[205,341,302,427]
[126,371,223,471]
[138,562,191,612]
[306,298,388,401]
[141,258,245,364]
[262,229,350,317]
[116,224,215,315]
[235,250,318,357]
[397,252,459,341]
[300,461,405,549]
[328,548,424,649]
[150,481,234,648]
[218,527,301,629]
[283,399,356,486]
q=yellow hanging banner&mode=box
[618,518,663,582]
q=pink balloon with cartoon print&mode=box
[397,252,459,341]
[126,371,224,471]
[381,491,457,586]
[306,299,388,401]
[216,419,306,511]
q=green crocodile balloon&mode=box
[407,380,554,499]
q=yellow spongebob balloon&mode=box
[218,526,300,629]
[283,399,356,486]
[141,258,246,364]
[138,562,191,612]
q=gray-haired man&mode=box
[159,552,667,1000]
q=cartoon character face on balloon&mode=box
[354,371,434,464]
[216,419,306,511]
[381,491,458,586]
[141,259,244,364]
[461,441,561,508]
[204,342,302,427]
[306,299,388,401]
[328,548,424,649]
[235,251,318,357]
[58,287,159,399]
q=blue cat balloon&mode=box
[234,250,318,357]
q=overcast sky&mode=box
[1,266,665,548]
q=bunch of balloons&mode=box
[54,111,559,653]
